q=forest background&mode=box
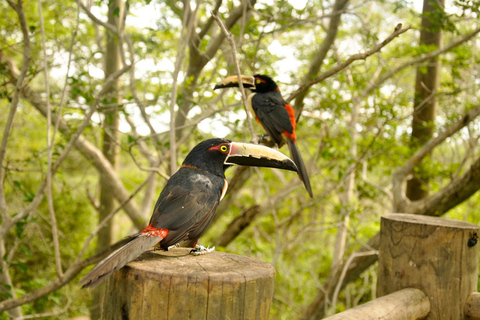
[1,0,480,319]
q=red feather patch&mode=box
[141,224,169,238]
[283,104,297,142]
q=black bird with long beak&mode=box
[79,138,297,289]
[214,74,313,197]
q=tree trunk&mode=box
[406,0,445,200]
[91,0,124,319]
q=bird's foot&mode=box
[167,243,180,251]
[190,245,215,256]
[257,134,277,148]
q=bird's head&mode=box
[182,138,297,176]
[214,74,279,93]
[252,74,278,93]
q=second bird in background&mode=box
[214,74,313,197]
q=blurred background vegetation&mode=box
[1,0,480,319]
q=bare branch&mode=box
[198,0,223,39]
[0,237,133,312]
[393,104,480,211]
[77,0,117,34]
[0,0,31,227]
[363,25,480,98]
[0,1,31,317]
[75,176,150,263]
[211,12,257,143]
[169,1,199,174]
[329,251,378,316]
[38,0,63,279]
[294,0,350,117]
[125,37,162,152]
[286,24,411,104]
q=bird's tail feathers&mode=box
[79,234,161,289]
[286,139,313,198]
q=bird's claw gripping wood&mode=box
[190,245,215,255]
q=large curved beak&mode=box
[214,75,255,90]
[225,142,298,172]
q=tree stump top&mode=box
[385,213,479,230]
[126,247,275,280]
[102,248,276,319]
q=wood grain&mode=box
[102,248,275,320]
[377,214,480,320]
[323,288,430,320]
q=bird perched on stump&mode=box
[214,74,313,197]
[79,138,297,289]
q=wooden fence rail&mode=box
[323,288,430,320]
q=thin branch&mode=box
[15,299,72,319]
[362,25,480,98]
[329,251,378,316]
[0,2,31,317]
[0,0,31,227]
[198,0,223,39]
[212,12,257,143]
[38,0,63,279]
[125,37,162,152]
[286,23,411,104]
[169,1,199,174]
[75,174,150,263]
[393,104,480,211]
[0,237,133,312]
[77,0,117,34]
[294,0,350,118]
[6,64,134,231]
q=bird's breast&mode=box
[247,92,256,117]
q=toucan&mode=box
[79,138,297,288]
[214,74,313,197]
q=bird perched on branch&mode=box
[80,138,297,288]
[214,74,313,197]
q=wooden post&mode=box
[102,248,275,320]
[323,288,430,320]
[377,214,480,320]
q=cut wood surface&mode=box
[323,288,430,320]
[377,214,480,320]
[102,248,275,320]
[465,292,480,320]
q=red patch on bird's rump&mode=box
[141,224,169,238]
[283,104,297,142]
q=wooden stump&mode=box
[102,248,275,320]
[377,214,480,320]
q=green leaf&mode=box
[12,262,28,272]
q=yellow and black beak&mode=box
[225,142,298,172]
[214,75,256,90]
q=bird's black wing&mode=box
[149,167,224,248]
[251,91,294,146]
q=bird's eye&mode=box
[256,79,261,84]
[220,144,229,153]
